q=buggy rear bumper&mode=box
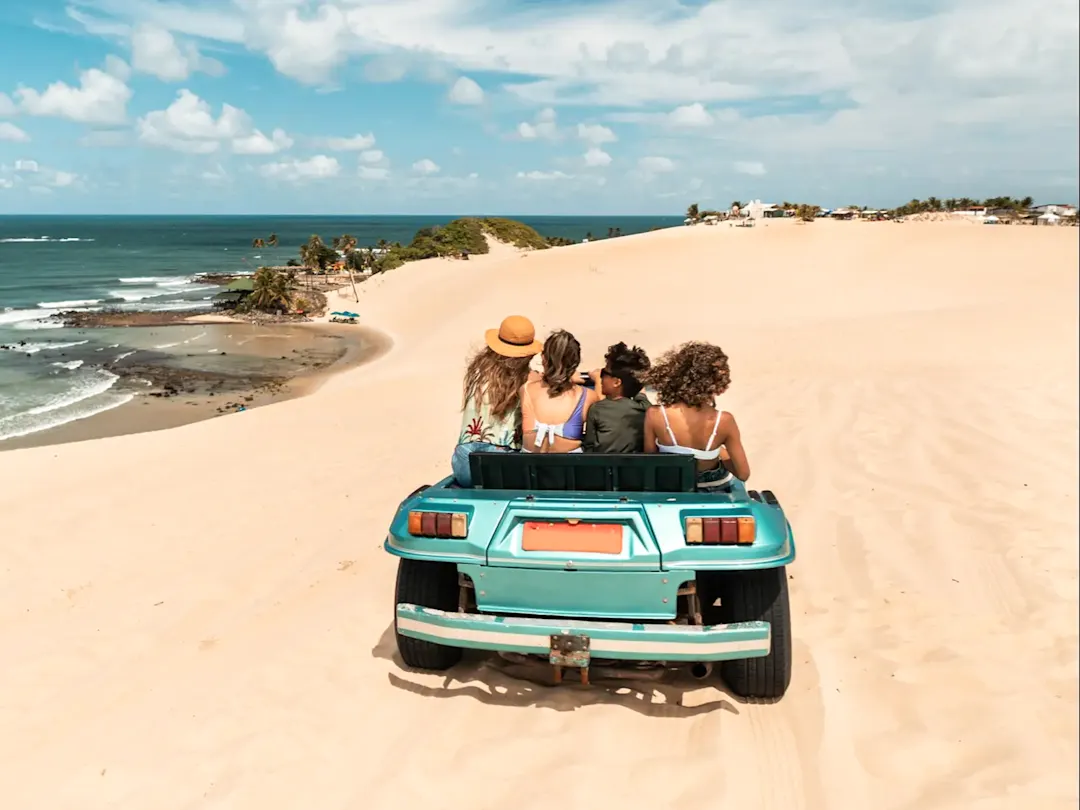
[395,604,771,662]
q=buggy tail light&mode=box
[684,516,755,545]
[408,511,468,538]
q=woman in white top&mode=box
[451,315,543,486]
[642,341,750,489]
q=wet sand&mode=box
[0,322,392,451]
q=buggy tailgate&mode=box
[483,497,661,571]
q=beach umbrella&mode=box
[330,311,346,316]
[343,311,360,318]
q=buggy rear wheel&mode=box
[701,566,792,700]
[394,558,463,671]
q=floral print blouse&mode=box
[458,392,521,450]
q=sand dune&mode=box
[1,220,1077,809]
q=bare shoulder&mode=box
[718,409,740,432]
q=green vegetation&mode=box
[245,266,296,313]
[251,233,279,249]
[795,204,822,222]
[370,217,554,272]
[886,196,1035,217]
[299,234,339,271]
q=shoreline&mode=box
[0,321,393,452]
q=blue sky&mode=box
[0,0,1077,215]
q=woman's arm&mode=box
[643,407,659,453]
[720,412,751,481]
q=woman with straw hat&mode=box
[451,315,544,486]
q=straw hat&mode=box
[485,315,543,358]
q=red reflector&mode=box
[420,512,436,537]
[720,517,738,544]
[435,512,453,538]
[702,518,720,544]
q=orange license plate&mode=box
[522,521,623,554]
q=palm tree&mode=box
[300,235,326,271]
[686,203,700,221]
[331,234,360,302]
[250,267,294,312]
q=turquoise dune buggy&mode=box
[384,453,795,699]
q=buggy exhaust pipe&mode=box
[689,662,713,680]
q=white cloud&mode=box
[668,103,713,127]
[137,90,250,153]
[0,122,29,143]
[1,160,80,191]
[733,160,766,176]
[44,0,1080,203]
[51,171,78,188]
[16,61,132,124]
[583,147,612,167]
[448,76,484,105]
[232,128,294,155]
[0,93,14,116]
[259,155,340,182]
[412,158,440,174]
[577,123,617,145]
[639,156,675,173]
[322,133,377,151]
[359,149,385,164]
[200,163,229,183]
[517,170,573,181]
[131,23,224,81]
[517,108,559,140]
[359,166,390,180]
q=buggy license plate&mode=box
[522,521,623,554]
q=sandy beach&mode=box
[0,220,1076,809]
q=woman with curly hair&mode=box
[643,341,751,488]
[520,329,599,453]
[451,315,543,486]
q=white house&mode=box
[742,200,773,220]
[1032,204,1077,217]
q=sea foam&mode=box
[0,369,131,442]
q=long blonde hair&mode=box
[462,347,533,418]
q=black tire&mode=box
[702,567,792,699]
[394,558,464,670]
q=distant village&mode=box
[684,200,1078,227]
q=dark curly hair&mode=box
[541,329,581,397]
[644,341,731,408]
[605,341,650,397]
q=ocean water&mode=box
[0,215,679,443]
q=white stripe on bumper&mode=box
[396,616,771,658]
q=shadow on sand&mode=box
[371,624,761,718]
